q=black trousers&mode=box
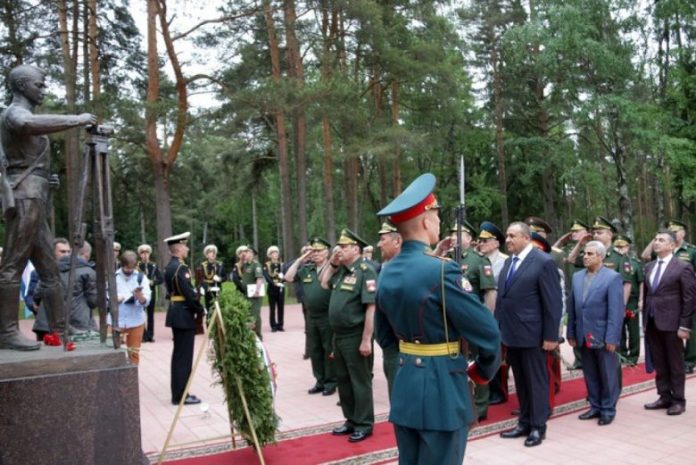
[268,287,285,329]
[144,298,156,341]
[171,327,195,403]
[508,346,550,430]
[645,317,686,404]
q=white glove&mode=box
[213,275,221,283]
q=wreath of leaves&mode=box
[210,286,279,446]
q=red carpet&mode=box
[163,364,655,465]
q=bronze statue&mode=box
[0,64,96,350]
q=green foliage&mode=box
[210,286,279,446]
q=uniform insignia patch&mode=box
[360,263,368,271]
[483,265,492,276]
[303,277,312,283]
[461,264,469,272]
[461,277,473,292]
[343,276,357,285]
[366,279,376,293]
[606,263,616,268]
[623,262,632,273]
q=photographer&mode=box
[113,250,151,365]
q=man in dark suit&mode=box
[642,229,696,416]
[496,222,562,447]
[567,241,624,425]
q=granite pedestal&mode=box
[0,341,148,465]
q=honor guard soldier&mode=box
[285,238,337,395]
[613,235,644,365]
[241,245,265,339]
[137,244,163,343]
[322,229,378,443]
[195,244,226,333]
[375,173,500,464]
[264,245,285,332]
[163,232,204,406]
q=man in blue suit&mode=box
[375,173,500,465]
[497,222,562,447]
[567,240,624,425]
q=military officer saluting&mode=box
[164,232,204,406]
[375,173,500,465]
[321,229,378,443]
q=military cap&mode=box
[113,241,122,252]
[248,245,258,255]
[525,216,552,234]
[266,245,280,256]
[479,221,505,244]
[591,216,616,233]
[613,234,631,247]
[531,231,551,254]
[235,244,249,256]
[570,219,590,231]
[665,219,687,232]
[310,237,331,251]
[377,173,440,224]
[378,221,398,235]
[164,232,190,246]
[137,244,152,254]
[336,228,369,248]
[449,219,478,236]
[203,244,218,255]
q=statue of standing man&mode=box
[0,64,96,350]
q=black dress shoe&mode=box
[578,409,601,420]
[478,414,487,422]
[667,404,685,416]
[271,328,278,333]
[173,395,201,406]
[278,328,285,332]
[322,386,337,396]
[348,431,371,442]
[332,424,354,435]
[308,385,324,394]
[500,425,530,439]
[524,429,545,447]
[598,415,614,425]
[644,398,671,410]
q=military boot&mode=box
[0,284,41,351]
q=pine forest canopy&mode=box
[0,0,694,268]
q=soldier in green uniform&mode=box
[444,220,496,421]
[526,216,565,270]
[163,232,204,406]
[613,235,644,365]
[285,237,337,396]
[240,245,264,339]
[321,229,377,443]
[555,219,590,369]
[375,221,403,399]
[375,173,500,464]
[643,221,696,372]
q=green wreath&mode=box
[210,286,279,446]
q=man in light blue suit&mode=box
[567,240,624,425]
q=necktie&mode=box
[651,260,664,292]
[505,256,519,288]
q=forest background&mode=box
[0,0,694,269]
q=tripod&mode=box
[63,125,120,350]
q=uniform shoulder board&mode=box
[552,246,563,253]
[425,251,452,261]
[474,250,485,257]
[360,262,369,271]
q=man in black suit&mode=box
[496,222,563,447]
[642,230,696,416]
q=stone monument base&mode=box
[0,341,148,465]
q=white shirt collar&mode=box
[514,243,534,263]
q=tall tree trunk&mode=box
[344,156,359,231]
[492,45,508,226]
[320,2,337,244]
[284,0,308,247]
[87,0,100,115]
[263,0,294,254]
[391,79,401,195]
[57,0,80,239]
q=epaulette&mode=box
[552,246,563,254]
[473,250,485,257]
[425,251,452,261]
[360,262,368,271]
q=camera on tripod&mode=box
[85,124,114,137]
